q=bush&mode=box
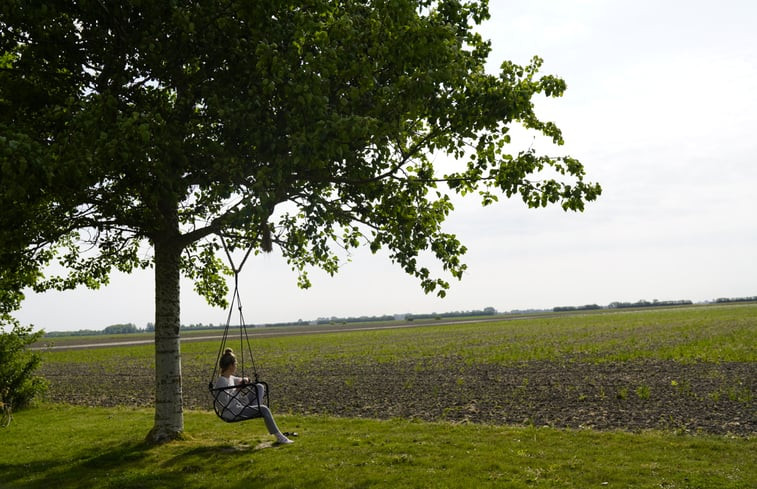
[0,321,47,426]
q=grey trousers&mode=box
[240,383,280,435]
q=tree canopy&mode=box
[0,0,600,442]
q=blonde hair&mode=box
[219,348,236,371]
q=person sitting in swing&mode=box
[214,348,293,445]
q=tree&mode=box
[0,1,600,442]
[103,323,139,335]
[0,320,47,427]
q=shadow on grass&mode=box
[2,441,154,489]
[1,440,266,489]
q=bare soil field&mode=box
[40,356,754,435]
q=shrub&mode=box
[0,321,47,426]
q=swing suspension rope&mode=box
[210,237,259,384]
[208,237,271,423]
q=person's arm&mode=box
[230,375,250,386]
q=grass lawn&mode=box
[1,404,754,489]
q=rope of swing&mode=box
[210,236,259,384]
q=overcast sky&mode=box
[16,0,757,332]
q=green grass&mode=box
[2,405,754,489]
[40,303,757,369]
[208,304,757,365]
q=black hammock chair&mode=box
[208,240,270,423]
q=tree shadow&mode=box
[2,440,177,489]
[0,424,292,489]
[1,438,289,489]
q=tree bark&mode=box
[145,236,184,443]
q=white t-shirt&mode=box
[213,375,246,418]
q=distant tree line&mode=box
[179,322,221,331]
[553,304,601,312]
[45,322,228,337]
[45,323,139,337]
[552,299,712,312]
[315,315,396,325]
[44,329,103,338]
[406,307,498,321]
[714,296,757,303]
[551,296,755,313]
[607,299,692,309]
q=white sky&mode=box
[17,0,757,332]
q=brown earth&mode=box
[40,357,755,436]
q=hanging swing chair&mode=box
[208,238,270,423]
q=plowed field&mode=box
[38,306,756,436]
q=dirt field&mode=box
[40,355,754,435]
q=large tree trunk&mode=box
[146,237,184,443]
